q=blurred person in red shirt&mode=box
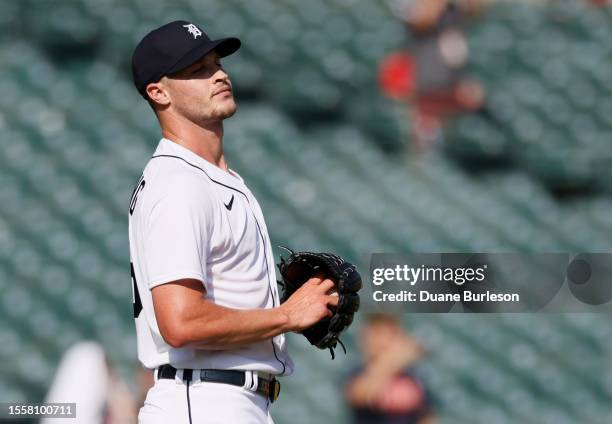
[380,0,485,150]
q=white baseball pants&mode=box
[138,370,275,424]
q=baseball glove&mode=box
[277,248,362,359]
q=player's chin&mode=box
[214,101,237,120]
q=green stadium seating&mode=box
[450,1,612,193]
[0,2,611,423]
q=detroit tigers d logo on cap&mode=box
[183,23,202,39]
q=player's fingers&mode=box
[306,272,327,285]
[326,294,339,307]
[318,279,335,293]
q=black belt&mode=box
[157,364,281,403]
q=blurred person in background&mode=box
[344,314,436,424]
[380,0,486,150]
[42,341,153,424]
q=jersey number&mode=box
[131,262,143,318]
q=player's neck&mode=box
[160,115,228,171]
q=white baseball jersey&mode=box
[128,138,293,376]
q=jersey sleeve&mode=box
[143,186,211,289]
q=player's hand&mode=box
[279,274,339,332]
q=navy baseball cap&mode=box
[131,20,241,99]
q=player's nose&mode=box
[214,67,231,82]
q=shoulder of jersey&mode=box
[145,158,213,200]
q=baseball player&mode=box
[128,21,339,424]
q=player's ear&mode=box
[146,80,171,108]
